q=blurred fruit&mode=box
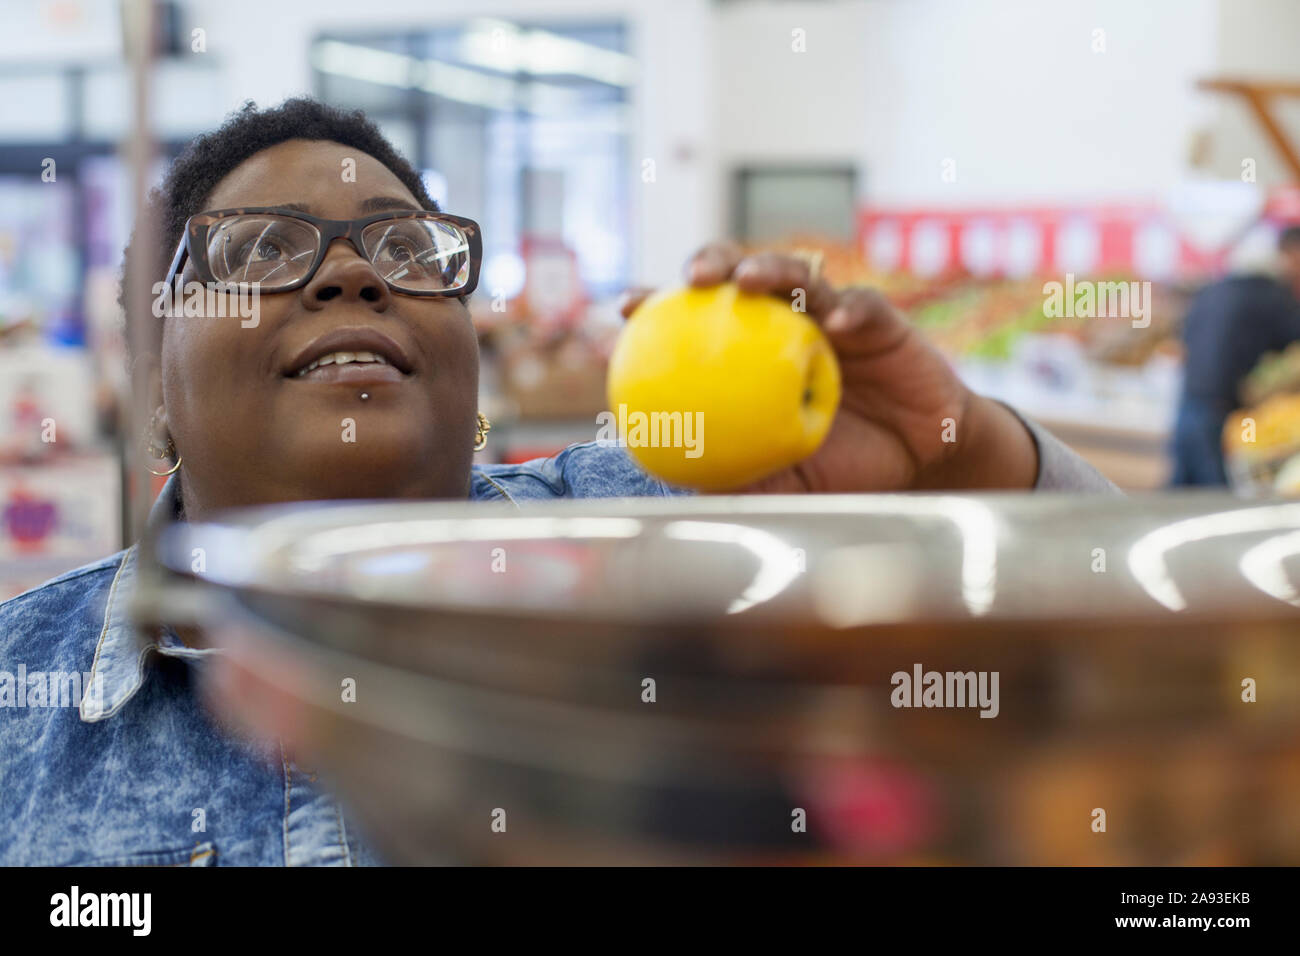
[607,283,841,491]
[1226,393,1300,458]
[1243,341,1300,406]
[1273,454,1300,496]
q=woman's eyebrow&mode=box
[358,196,422,213]
[255,198,420,214]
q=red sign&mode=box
[859,187,1300,280]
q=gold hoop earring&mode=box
[149,456,183,477]
[474,412,492,452]
[145,412,182,476]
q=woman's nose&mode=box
[301,239,390,308]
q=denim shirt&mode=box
[0,424,1113,866]
[0,441,677,866]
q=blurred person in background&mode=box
[1170,226,1300,486]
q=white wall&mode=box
[189,0,718,286]
[717,0,1223,208]
[716,0,871,167]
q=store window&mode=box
[732,166,859,245]
[311,20,632,300]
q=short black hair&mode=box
[119,97,439,362]
[1280,225,1300,251]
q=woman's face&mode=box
[157,139,479,518]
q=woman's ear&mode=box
[146,405,169,458]
[132,352,168,457]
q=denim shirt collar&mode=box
[79,474,202,723]
[79,468,522,723]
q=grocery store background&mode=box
[3,0,1300,597]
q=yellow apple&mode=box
[606,282,841,491]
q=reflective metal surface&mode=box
[153,493,1300,864]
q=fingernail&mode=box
[825,306,851,331]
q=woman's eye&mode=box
[250,239,284,261]
[379,242,416,263]
[226,236,284,263]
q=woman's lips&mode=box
[291,362,408,385]
[285,327,415,378]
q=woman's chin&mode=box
[268,434,472,504]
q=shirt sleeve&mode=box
[554,440,685,498]
[998,402,1122,493]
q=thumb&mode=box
[617,287,655,320]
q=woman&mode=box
[0,99,1113,867]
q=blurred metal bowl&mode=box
[152,492,1300,864]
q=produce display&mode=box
[911,280,1051,360]
[1226,337,1300,496]
[757,238,1186,366]
[1225,384,1300,495]
[908,276,1186,363]
[1241,340,1300,406]
[750,236,967,309]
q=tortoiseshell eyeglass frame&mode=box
[162,206,482,297]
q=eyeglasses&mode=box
[164,206,482,296]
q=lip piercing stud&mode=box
[359,392,370,401]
